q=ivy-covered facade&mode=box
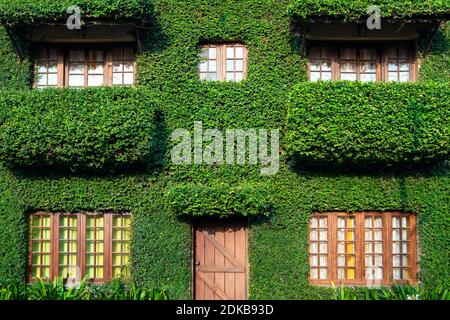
[0,0,448,299]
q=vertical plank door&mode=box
[194,220,248,300]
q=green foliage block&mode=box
[286,82,450,167]
[0,87,157,172]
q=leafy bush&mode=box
[286,81,450,167]
[166,183,273,218]
[0,277,169,300]
[334,283,449,300]
[0,87,157,172]
[0,0,154,24]
[288,0,450,20]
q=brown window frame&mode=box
[28,212,131,283]
[309,212,418,286]
[307,41,417,82]
[199,43,248,81]
[32,45,136,89]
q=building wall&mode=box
[0,1,448,299]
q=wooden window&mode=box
[28,212,131,282]
[308,42,416,82]
[199,43,247,82]
[33,46,135,88]
[309,212,417,286]
[112,48,135,85]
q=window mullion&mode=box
[356,212,364,283]
[329,213,336,282]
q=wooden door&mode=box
[194,220,248,300]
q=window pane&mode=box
[310,72,320,82]
[209,61,217,72]
[341,62,356,72]
[361,62,376,72]
[113,73,123,84]
[321,72,332,81]
[226,47,234,59]
[69,75,85,87]
[123,73,134,85]
[341,73,357,81]
[88,75,103,87]
[235,60,244,72]
[227,60,235,72]
[88,64,104,74]
[400,72,409,82]
[209,47,217,59]
[69,64,84,74]
[310,62,320,71]
[235,47,244,59]
[360,73,376,82]
[389,72,399,81]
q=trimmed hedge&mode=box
[288,0,450,20]
[166,183,273,218]
[0,87,157,172]
[0,0,153,24]
[286,81,450,167]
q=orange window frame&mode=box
[309,212,418,286]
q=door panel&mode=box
[194,221,248,300]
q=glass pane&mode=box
[319,243,327,254]
[226,72,234,81]
[365,217,372,228]
[393,268,401,280]
[235,47,243,59]
[374,217,382,228]
[123,73,134,85]
[88,75,103,87]
[375,242,383,253]
[393,242,400,254]
[365,243,373,254]
[389,72,399,82]
[48,63,58,73]
[310,217,318,228]
[365,255,373,266]
[321,72,331,80]
[199,62,208,72]
[374,230,382,241]
[36,74,47,86]
[338,268,344,279]
[209,47,217,59]
[360,73,376,82]
[226,47,234,59]
[375,255,383,266]
[319,268,327,279]
[124,63,134,72]
[337,218,345,228]
[347,268,355,279]
[338,255,345,266]
[338,230,344,241]
[310,243,318,254]
[113,62,123,72]
[227,60,235,72]
[69,64,84,74]
[393,217,400,228]
[346,243,355,254]
[361,62,376,72]
[341,73,357,81]
[310,268,318,279]
[393,255,401,267]
[341,62,356,72]
[389,63,399,71]
[208,73,217,81]
[338,243,345,254]
[310,255,318,267]
[69,75,85,87]
[400,63,409,71]
[209,60,217,72]
[310,62,320,71]
[375,268,383,280]
[113,73,123,84]
[319,218,327,228]
[402,217,408,228]
[235,60,243,72]
[393,229,400,241]
[365,230,372,240]
[309,72,320,82]
[88,63,104,74]
[400,72,409,82]
[322,62,331,71]
[319,230,327,241]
